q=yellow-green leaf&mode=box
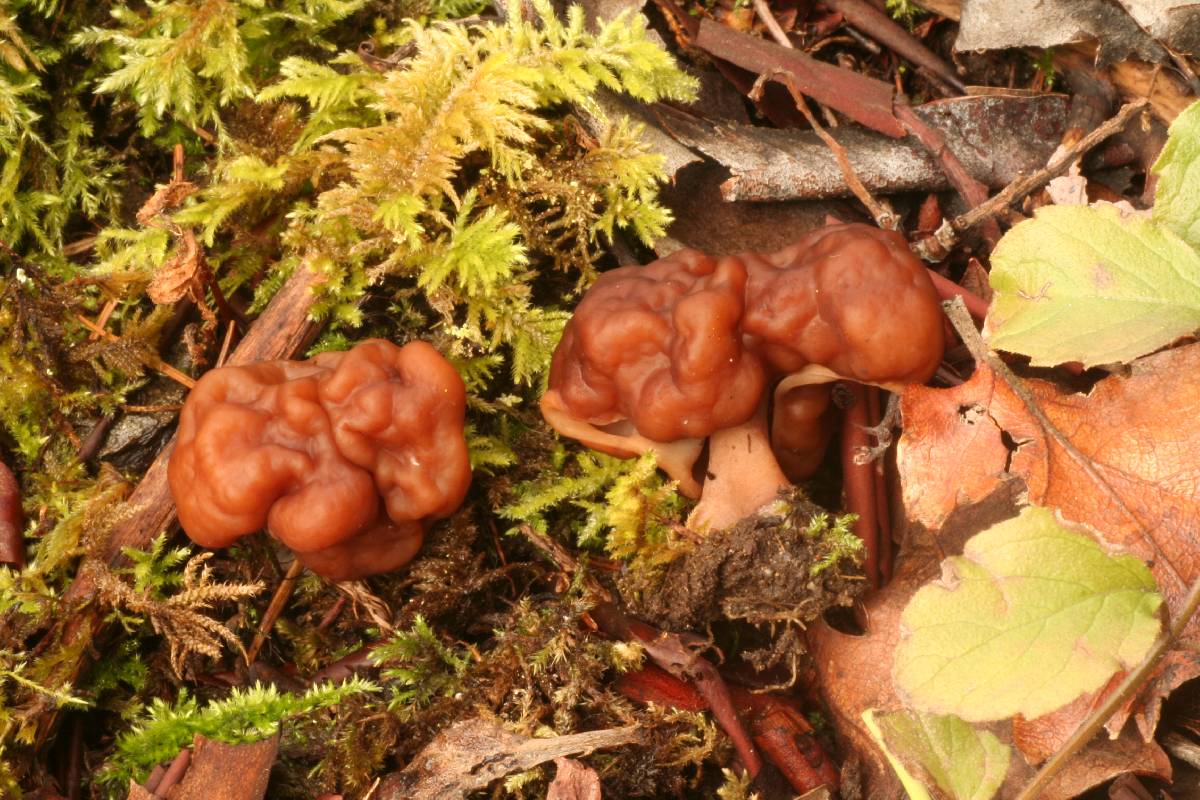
[867,709,1009,800]
[985,203,1200,366]
[1153,99,1200,252]
[893,506,1161,722]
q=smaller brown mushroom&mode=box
[168,339,471,581]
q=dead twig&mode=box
[244,558,305,665]
[931,100,1149,252]
[749,69,895,229]
[74,314,197,389]
[1013,569,1200,800]
[750,0,791,49]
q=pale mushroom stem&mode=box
[688,399,791,533]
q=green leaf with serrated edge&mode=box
[864,710,933,800]
[893,506,1161,722]
[870,709,1009,800]
[984,203,1200,367]
[1153,99,1200,252]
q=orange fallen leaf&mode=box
[807,485,1172,797]
[896,342,1200,738]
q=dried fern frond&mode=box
[96,548,263,676]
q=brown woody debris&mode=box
[376,719,639,800]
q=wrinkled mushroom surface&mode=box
[542,223,944,528]
[542,247,767,495]
[743,224,944,387]
[169,339,471,580]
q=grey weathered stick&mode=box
[653,95,1067,203]
[377,719,639,800]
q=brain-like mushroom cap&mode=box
[168,339,471,581]
[545,248,767,444]
[743,223,945,388]
[542,223,945,506]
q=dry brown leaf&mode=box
[897,342,1200,738]
[146,228,206,306]
[166,734,278,800]
[807,484,1172,797]
[135,179,197,228]
[546,757,602,800]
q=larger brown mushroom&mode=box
[168,339,471,581]
[542,223,944,532]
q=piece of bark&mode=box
[955,0,1165,66]
[375,719,639,800]
[695,17,906,137]
[33,267,324,750]
[126,783,156,800]
[654,92,1067,201]
[821,0,965,92]
[0,459,24,568]
[167,734,278,800]
[546,758,602,800]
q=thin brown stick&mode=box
[740,10,897,232]
[1014,572,1200,800]
[936,99,1148,248]
[216,319,237,367]
[88,298,118,341]
[750,69,895,230]
[75,314,197,389]
[245,558,305,665]
[121,403,183,414]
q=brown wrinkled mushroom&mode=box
[168,339,471,581]
[543,223,943,532]
[541,248,767,498]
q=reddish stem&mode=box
[867,388,893,583]
[0,460,24,569]
[840,383,880,588]
[149,747,191,796]
[925,268,989,321]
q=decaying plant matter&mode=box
[1,0,1196,795]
